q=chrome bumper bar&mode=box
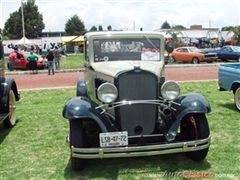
[71,136,211,159]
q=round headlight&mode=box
[161,81,180,100]
[97,82,118,103]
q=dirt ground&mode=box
[7,65,218,90]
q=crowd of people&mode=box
[8,45,63,75]
[45,46,62,75]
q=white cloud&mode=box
[1,0,239,31]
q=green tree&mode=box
[89,26,97,31]
[172,25,186,30]
[166,30,183,48]
[221,26,234,31]
[161,21,171,29]
[3,0,44,39]
[98,25,103,31]
[230,26,240,45]
[65,14,86,35]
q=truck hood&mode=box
[91,61,164,77]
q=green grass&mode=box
[61,54,84,69]
[0,81,239,179]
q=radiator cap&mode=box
[134,65,141,72]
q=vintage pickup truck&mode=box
[218,63,240,111]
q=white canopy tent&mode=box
[15,37,34,45]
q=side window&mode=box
[226,47,233,52]
[222,47,232,52]
[176,48,183,52]
[181,48,189,53]
[84,40,89,62]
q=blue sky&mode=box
[0,0,239,31]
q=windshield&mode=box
[93,38,161,62]
[232,46,240,52]
[189,47,201,53]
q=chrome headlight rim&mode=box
[97,82,118,104]
[161,80,180,101]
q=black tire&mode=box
[234,87,240,111]
[192,57,199,64]
[169,56,176,64]
[180,114,210,161]
[69,120,86,170]
[4,89,17,128]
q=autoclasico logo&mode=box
[147,171,235,179]
[182,171,215,179]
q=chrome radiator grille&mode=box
[115,70,158,136]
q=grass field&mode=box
[61,54,84,69]
[0,81,239,179]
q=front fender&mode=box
[167,93,211,137]
[0,77,20,111]
[62,96,114,132]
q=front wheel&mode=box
[4,89,17,128]
[192,57,199,64]
[69,120,86,170]
[234,87,240,111]
[180,114,210,161]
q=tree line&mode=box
[1,0,240,45]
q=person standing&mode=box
[8,50,17,71]
[53,46,61,72]
[27,51,38,74]
[46,50,54,75]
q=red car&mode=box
[8,51,45,70]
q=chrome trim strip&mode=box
[71,136,210,159]
[95,99,165,110]
[95,99,181,114]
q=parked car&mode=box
[8,51,45,70]
[205,45,240,61]
[63,32,211,170]
[170,46,217,64]
[0,34,20,128]
[218,63,240,111]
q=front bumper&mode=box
[203,56,217,62]
[72,136,210,159]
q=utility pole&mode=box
[209,20,211,30]
[21,0,26,44]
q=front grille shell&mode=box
[114,69,158,136]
